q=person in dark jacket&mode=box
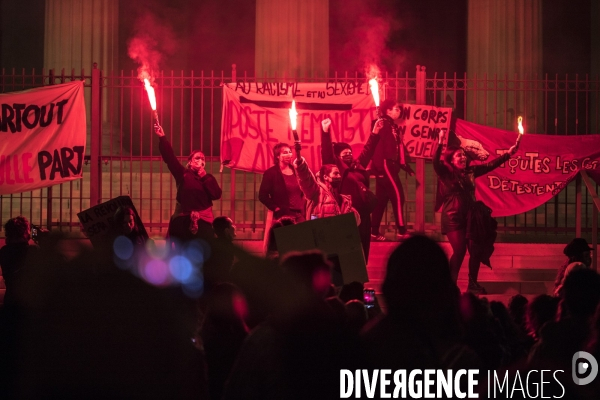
[433,129,517,293]
[294,160,360,224]
[553,237,593,297]
[258,143,305,222]
[154,124,222,242]
[320,117,381,263]
[370,99,415,241]
[0,216,38,307]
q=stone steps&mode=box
[366,242,563,303]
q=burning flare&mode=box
[517,116,524,144]
[517,116,524,135]
[289,100,298,131]
[369,78,380,107]
[144,78,157,111]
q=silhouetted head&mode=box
[339,281,365,303]
[280,250,332,298]
[526,294,559,339]
[382,235,460,335]
[213,216,236,241]
[562,268,600,319]
[4,215,31,244]
[508,294,529,327]
[266,216,296,254]
[563,237,593,267]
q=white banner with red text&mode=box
[221,82,451,174]
[0,81,87,195]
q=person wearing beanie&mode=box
[320,117,381,263]
[370,99,415,241]
[554,237,593,296]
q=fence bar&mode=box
[90,64,102,206]
[1,66,599,240]
[575,173,582,237]
[594,206,598,271]
[414,65,426,232]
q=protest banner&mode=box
[394,103,452,159]
[0,81,87,195]
[453,118,600,217]
[221,82,452,174]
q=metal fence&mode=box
[1,65,599,241]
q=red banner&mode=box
[454,119,600,217]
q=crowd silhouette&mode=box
[1,216,599,399]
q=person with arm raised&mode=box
[154,123,222,243]
[320,117,381,262]
[433,129,518,293]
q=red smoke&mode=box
[127,12,179,82]
[330,0,407,75]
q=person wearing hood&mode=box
[293,158,360,225]
[320,117,381,262]
[554,237,593,297]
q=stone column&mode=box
[44,0,119,154]
[255,0,329,78]
[467,0,543,131]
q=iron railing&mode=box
[1,65,599,241]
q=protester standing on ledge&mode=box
[370,99,415,241]
[259,143,305,223]
[320,117,381,263]
[294,158,360,224]
[154,124,222,243]
[433,129,518,294]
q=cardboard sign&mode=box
[395,104,452,159]
[77,196,148,244]
[273,213,368,284]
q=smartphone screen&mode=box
[363,289,375,308]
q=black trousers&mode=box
[446,229,481,283]
[371,161,406,235]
